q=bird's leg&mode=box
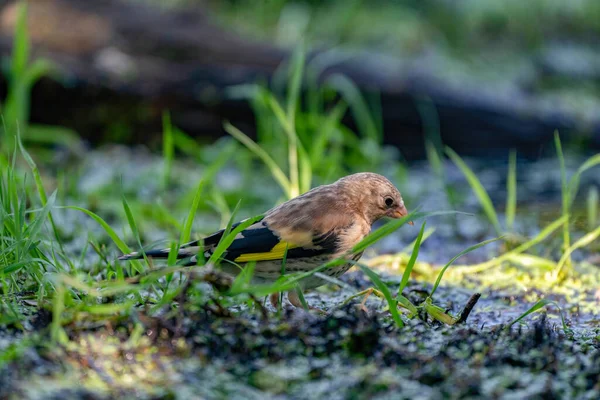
[287,290,325,314]
[269,292,280,309]
[359,288,374,309]
[287,290,307,309]
[338,287,386,313]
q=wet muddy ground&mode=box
[1,146,599,399]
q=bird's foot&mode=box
[268,291,324,314]
[337,287,386,315]
[287,290,326,314]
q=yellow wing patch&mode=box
[234,241,298,262]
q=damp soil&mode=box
[1,146,599,399]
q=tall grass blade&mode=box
[446,147,502,235]
[398,222,426,295]
[162,111,174,188]
[51,283,68,344]
[294,286,309,311]
[588,187,598,231]
[63,206,131,253]
[326,74,380,143]
[224,121,291,198]
[266,94,300,197]
[506,150,517,231]
[179,142,236,244]
[554,224,600,278]
[567,154,600,208]
[310,101,347,165]
[355,264,404,327]
[465,215,567,273]
[121,193,147,272]
[18,132,63,248]
[286,45,305,123]
[555,132,570,258]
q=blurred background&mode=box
[1,0,600,160]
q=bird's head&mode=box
[337,173,412,225]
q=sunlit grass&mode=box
[1,33,600,348]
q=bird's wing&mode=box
[120,204,368,265]
[215,217,351,264]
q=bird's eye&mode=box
[384,197,394,207]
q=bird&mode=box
[119,172,411,308]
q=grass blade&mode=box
[286,45,305,123]
[63,206,130,253]
[230,261,256,293]
[294,286,309,311]
[224,121,291,198]
[121,193,147,272]
[588,187,598,231]
[326,74,380,143]
[508,298,572,335]
[446,147,502,235]
[18,131,63,249]
[352,210,466,254]
[355,263,404,328]
[162,111,174,188]
[398,221,426,295]
[179,142,235,244]
[554,224,600,278]
[567,153,600,208]
[465,215,567,273]
[208,214,264,265]
[430,237,501,298]
[506,150,517,231]
[555,132,571,260]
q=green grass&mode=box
[0,1,81,153]
[225,46,389,200]
[554,132,600,278]
[446,147,502,236]
[1,28,600,352]
[3,91,600,343]
[588,186,598,231]
[509,298,573,336]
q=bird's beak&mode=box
[392,204,414,225]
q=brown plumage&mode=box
[119,172,410,307]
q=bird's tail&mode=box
[118,243,202,262]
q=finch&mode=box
[119,172,410,307]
